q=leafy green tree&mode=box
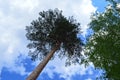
[26,9,83,80]
[85,0,120,79]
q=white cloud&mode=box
[32,55,95,80]
[44,57,89,80]
[117,3,120,10]
[0,0,30,76]
[10,0,39,12]
[85,78,92,80]
[0,0,96,79]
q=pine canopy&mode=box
[26,9,84,65]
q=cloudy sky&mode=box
[0,0,107,80]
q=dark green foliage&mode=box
[85,1,120,79]
[26,9,83,65]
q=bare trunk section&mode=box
[26,43,60,80]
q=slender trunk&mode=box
[26,43,60,80]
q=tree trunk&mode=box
[26,43,60,80]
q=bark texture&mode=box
[26,43,60,80]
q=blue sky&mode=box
[0,0,107,80]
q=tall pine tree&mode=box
[26,9,84,80]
